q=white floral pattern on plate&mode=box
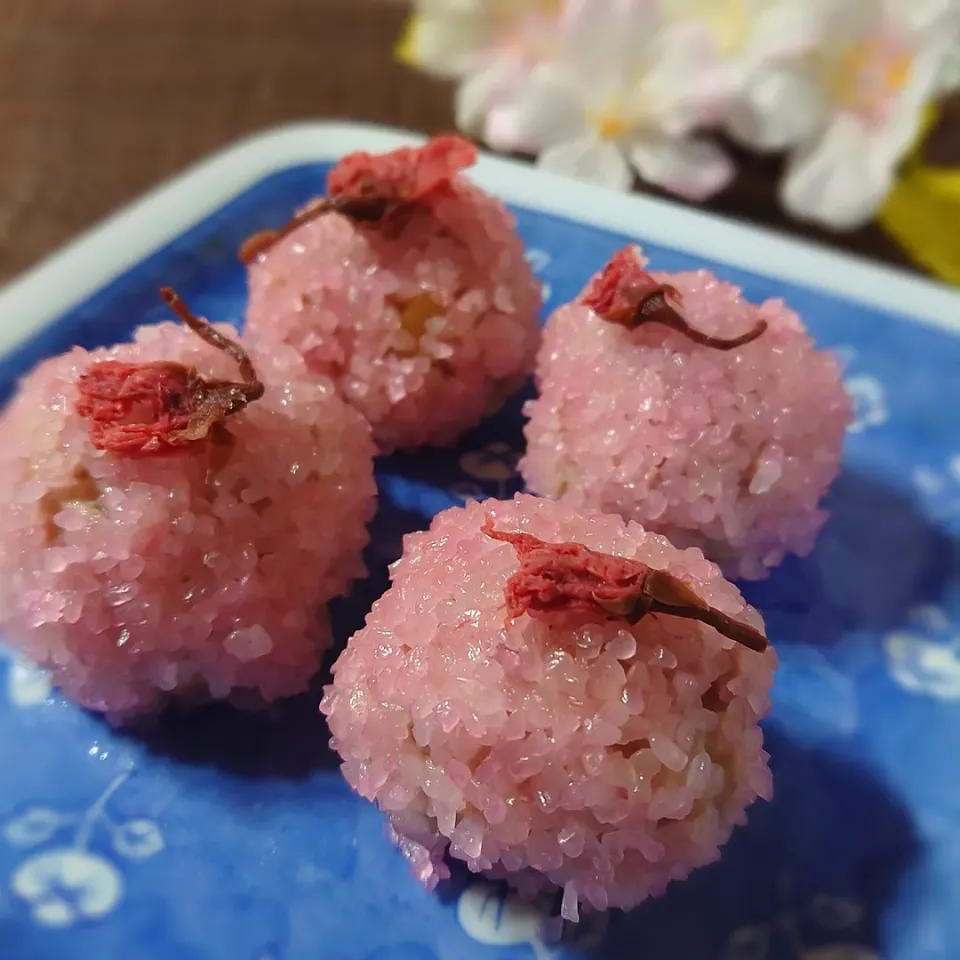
[724,873,878,960]
[4,771,164,928]
[6,655,53,708]
[913,455,960,525]
[457,882,608,959]
[821,345,888,435]
[451,442,523,504]
[524,249,553,304]
[885,605,960,700]
[844,375,888,434]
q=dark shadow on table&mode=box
[572,724,919,960]
[376,385,531,509]
[738,467,956,650]
[127,686,341,781]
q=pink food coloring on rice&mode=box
[0,307,377,719]
[322,494,776,917]
[244,136,543,454]
[521,244,852,580]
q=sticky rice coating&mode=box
[322,494,776,917]
[244,179,542,453]
[520,248,851,580]
[0,321,377,718]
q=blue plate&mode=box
[2,135,960,960]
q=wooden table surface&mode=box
[1,0,949,284]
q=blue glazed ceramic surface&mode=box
[1,161,959,960]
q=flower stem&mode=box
[73,771,131,850]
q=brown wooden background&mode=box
[2,0,954,283]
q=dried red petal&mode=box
[483,517,768,652]
[327,135,478,207]
[580,248,666,326]
[76,289,264,456]
[77,360,200,453]
[238,137,478,263]
[483,517,650,620]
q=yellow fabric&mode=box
[879,106,960,284]
[395,14,421,67]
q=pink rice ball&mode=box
[0,298,377,718]
[521,245,852,580]
[243,136,542,453]
[322,493,776,918]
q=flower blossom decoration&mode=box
[399,0,737,198]
[397,0,565,150]
[665,0,823,133]
[735,0,960,229]
[482,0,737,199]
[4,771,164,929]
[397,0,960,232]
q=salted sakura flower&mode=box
[398,1,565,147]
[484,0,734,199]
[740,0,960,229]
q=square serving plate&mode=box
[1,121,959,960]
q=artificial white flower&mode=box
[483,0,734,199]
[397,0,490,79]
[734,0,960,229]
[934,37,960,93]
[398,0,565,147]
[885,606,960,701]
[663,0,824,139]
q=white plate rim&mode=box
[0,119,957,363]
